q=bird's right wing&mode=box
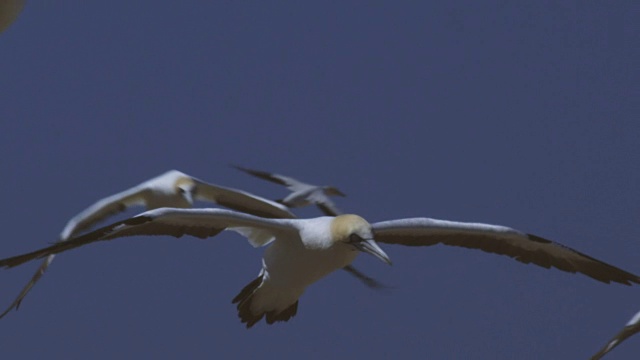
[0,209,296,270]
[591,310,640,359]
[191,178,295,219]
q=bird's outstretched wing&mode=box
[234,165,346,215]
[192,178,295,219]
[0,208,295,270]
[1,169,296,318]
[591,310,640,359]
[0,185,151,319]
[342,265,388,289]
[232,165,308,191]
[372,218,640,285]
[304,191,340,216]
[60,186,151,240]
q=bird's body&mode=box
[1,209,385,327]
[279,185,322,208]
[233,165,385,289]
[233,165,346,216]
[592,309,640,359]
[0,170,294,319]
[264,217,357,287]
[1,208,637,328]
[237,216,360,326]
[60,169,294,240]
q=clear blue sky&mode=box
[1,2,638,359]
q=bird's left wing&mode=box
[591,310,640,359]
[191,178,295,219]
[372,218,640,285]
[0,208,296,269]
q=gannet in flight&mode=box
[0,170,294,319]
[591,309,640,359]
[1,208,638,328]
[233,165,346,216]
[0,0,25,33]
[232,165,384,288]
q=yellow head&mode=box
[331,214,392,265]
[174,176,197,205]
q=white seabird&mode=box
[0,170,294,319]
[233,165,346,216]
[591,309,640,359]
[0,0,25,33]
[232,165,384,287]
[1,208,638,328]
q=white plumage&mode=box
[1,208,637,328]
[591,309,640,359]
[233,165,346,216]
[0,170,293,319]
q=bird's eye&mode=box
[177,187,186,194]
[349,234,363,243]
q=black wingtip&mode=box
[526,233,640,286]
[342,265,391,289]
[265,302,298,324]
[228,163,245,172]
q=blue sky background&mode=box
[1,2,638,359]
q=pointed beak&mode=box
[354,239,392,265]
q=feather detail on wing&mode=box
[232,165,305,190]
[0,209,295,269]
[230,227,277,247]
[59,187,149,240]
[308,192,341,216]
[591,310,640,359]
[192,178,295,219]
[372,218,640,285]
